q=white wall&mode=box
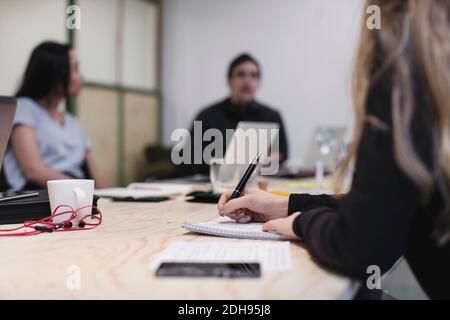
[0,0,66,96]
[161,0,364,161]
[0,0,158,94]
[77,0,119,85]
[77,0,158,89]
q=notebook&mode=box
[182,217,288,240]
[95,183,193,199]
[151,241,292,273]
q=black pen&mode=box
[230,153,262,199]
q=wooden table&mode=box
[0,197,357,299]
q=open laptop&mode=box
[302,126,347,172]
[224,121,280,165]
[219,121,280,179]
[0,96,38,201]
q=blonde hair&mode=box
[338,0,450,244]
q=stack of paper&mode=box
[95,183,193,199]
[151,241,292,273]
[272,178,350,195]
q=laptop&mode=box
[224,121,280,166]
[218,121,280,180]
[0,96,16,170]
[302,126,347,172]
[0,96,39,201]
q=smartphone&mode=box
[0,191,40,203]
[155,262,261,278]
[185,191,221,204]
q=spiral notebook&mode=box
[182,217,288,240]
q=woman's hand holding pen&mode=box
[218,188,289,223]
[218,188,301,239]
[217,155,300,238]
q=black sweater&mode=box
[173,98,289,177]
[289,77,450,299]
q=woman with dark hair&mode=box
[3,41,104,190]
[218,0,450,299]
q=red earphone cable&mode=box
[0,204,102,236]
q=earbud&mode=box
[64,221,73,229]
[34,226,53,233]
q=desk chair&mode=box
[144,145,174,180]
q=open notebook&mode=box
[183,217,288,241]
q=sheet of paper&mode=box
[272,178,350,195]
[128,183,192,195]
[95,182,193,199]
[151,241,292,273]
[94,188,170,199]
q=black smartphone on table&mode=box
[155,262,261,278]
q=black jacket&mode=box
[289,75,450,299]
[173,98,288,177]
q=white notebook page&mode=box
[183,217,288,240]
[151,241,292,273]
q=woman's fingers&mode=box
[217,191,233,216]
[236,214,252,224]
[218,188,260,215]
[262,219,279,232]
[219,195,252,216]
[262,214,302,240]
[225,210,243,220]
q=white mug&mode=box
[47,179,95,225]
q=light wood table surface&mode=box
[0,196,357,299]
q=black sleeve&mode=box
[288,193,340,214]
[291,115,429,280]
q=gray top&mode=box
[3,97,92,190]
